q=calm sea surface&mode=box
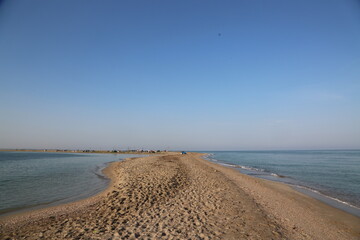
[204,150,360,210]
[0,152,142,216]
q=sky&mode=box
[0,0,360,150]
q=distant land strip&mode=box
[0,149,171,154]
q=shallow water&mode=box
[203,150,360,211]
[0,152,143,216]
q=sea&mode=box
[0,151,143,216]
[203,150,360,217]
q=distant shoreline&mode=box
[0,149,170,154]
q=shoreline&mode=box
[0,149,169,154]
[203,154,360,218]
[0,153,150,221]
[0,154,165,224]
[0,161,111,218]
[293,185,360,217]
[0,152,151,218]
[1,153,359,239]
[0,159,120,225]
[196,154,360,239]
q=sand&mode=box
[0,153,359,239]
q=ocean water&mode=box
[0,152,142,216]
[204,150,360,213]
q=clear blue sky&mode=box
[1,0,359,150]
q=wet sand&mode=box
[1,153,359,239]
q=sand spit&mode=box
[1,153,359,239]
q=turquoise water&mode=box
[204,150,360,210]
[0,152,142,216]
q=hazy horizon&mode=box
[1,148,360,152]
[1,0,360,150]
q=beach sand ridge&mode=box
[1,153,359,239]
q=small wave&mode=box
[92,163,111,180]
[237,165,265,172]
[92,171,107,180]
[218,162,238,168]
[270,173,287,178]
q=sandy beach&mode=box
[1,152,359,240]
